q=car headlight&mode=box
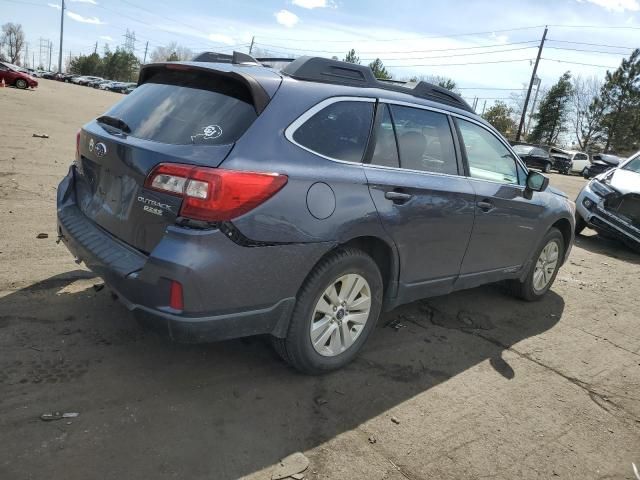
[590,179,614,197]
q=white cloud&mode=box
[275,9,299,28]
[70,0,98,4]
[208,33,234,45]
[99,35,113,41]
[47,3,61,9]
[66,11,106,24]
[577,0,639,12]
[489,32,509,43]
[292,0,327,8]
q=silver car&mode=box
[576,151,640,251]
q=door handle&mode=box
[476,200,494,212]
[385,191,413,203]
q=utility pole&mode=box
[142,41,149,64]
[25,43,29,67]
[481,100,487,116]
[48,41,53,71]
[525,76,541,137]
[58,0,65,72]
[249,36,255,55]
[516,26,547,142]
[94,41,98,54]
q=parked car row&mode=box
[20,70,137,94]
[68,75,137,94]
[510,143,623,179]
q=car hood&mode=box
[603,168,640,195]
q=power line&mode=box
[457,87,527,90]
[545,46,636,55]
[254,39,540,55]
[540,57,618,68]
[378,58,534,68]
[361,46,538,62]
[254,25,548,43]
[547,39,637,50]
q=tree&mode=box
[407,74,458,92]
[150,42,193,63]
[529,72,573,145]
[102,47,140,81]
[368,58,391,80]
[1,23,25,64]
[482,101,517,138]
[570,75,604,152]
[343,49,360,64]
[69,52,102,76]
[598,49,640,154]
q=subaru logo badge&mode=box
[95,142,107,157]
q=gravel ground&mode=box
[1,81,639,480]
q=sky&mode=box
[2,0,639,106]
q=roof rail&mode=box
[281,56,473,112]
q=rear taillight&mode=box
[169,280,183,310]
[144,163,288,222]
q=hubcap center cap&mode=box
[336,308,345,321]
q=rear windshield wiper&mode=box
[96,115,131,134]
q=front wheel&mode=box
[543,162,551,173]
[15,79,28,89]
[582,167,589,179]
[272,248,383,374]
[509,228,564,301]
[575,214,587,235]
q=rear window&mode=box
[101,70,257,145]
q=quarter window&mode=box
[457,119,519,184]
[389,105,458,175]
[292,100,374,163]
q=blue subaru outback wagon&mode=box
[57,53,575,373]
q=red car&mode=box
[0,62,38,89]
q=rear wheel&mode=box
[272,248,383,374]
[509,228,564,302]
[15,79,28,89]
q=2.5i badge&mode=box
[137,195,172,216]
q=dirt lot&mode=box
[1,81,639,480]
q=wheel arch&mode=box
[550,217,573,264]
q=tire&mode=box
[508,228,564,302]
[272,248,383,374]
[582,167,589,179]
[15,79,28,89]
[543,162,551,173]
[575,214,587,235]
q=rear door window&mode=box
[370,104,399,168]
[101,71,258,145]
[292,100,374,163]
[389,105,458,175]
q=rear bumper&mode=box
[56,167,332,342]
[576,182,640,247]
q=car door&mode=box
[454,118,546,288]
[0,63,13,84]
[364,103,476,303]
[572,153,589,173]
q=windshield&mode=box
[622,154,640,173]
[512,145,534,154]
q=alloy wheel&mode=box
[310,273,372,357]
[533,240,559,292]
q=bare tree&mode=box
[150,42,193,63]
[1,23,25,64]
[571,75,604,152]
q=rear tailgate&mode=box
[74,63,281,253]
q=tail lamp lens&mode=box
[169,280,183,310]
[144,163,287,222]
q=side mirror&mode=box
[524,170,549,199]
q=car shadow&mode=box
[0,271,564,480]
[575,229,640,263]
